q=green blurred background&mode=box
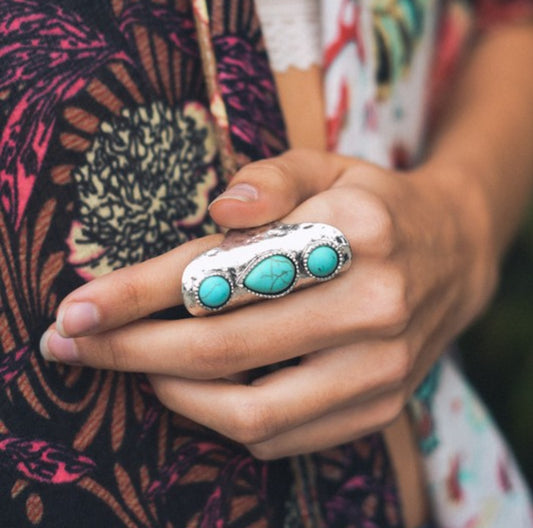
[460,205,533,487]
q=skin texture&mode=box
[40,22,533,521]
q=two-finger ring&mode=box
[182,222,352,316]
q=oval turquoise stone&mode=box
[307,246,339,278]
[244,255,296,295]
[198,275,231,309]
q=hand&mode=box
[40,149,496,459]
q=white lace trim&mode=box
[255,0,322,72]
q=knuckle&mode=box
[265,158,292,184]
[375,269,410,334]
[247,443,280,461]
[150,379,176,412]
[192,343,230,379]
[304,194,337,225]
[379,392,406,428]
[267,159,302,202]
[360,194,397,257]
[384,340,413,386]
[115,275,143,318]
[101,332,132,371]
[229,400,276,445]
[243,160,293,193]
[192,328,250,379]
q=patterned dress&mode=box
[0,1,531,527]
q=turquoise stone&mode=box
[307,246,339,278]
[244,255,296,295]
[198,275,231,309]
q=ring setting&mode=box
[182,222,352,316]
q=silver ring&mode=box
[182,222,352,316]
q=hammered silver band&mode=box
[182,222,352,316]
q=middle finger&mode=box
[41,259,404,374]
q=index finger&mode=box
[55,151,360,338]
[55,234,221,337]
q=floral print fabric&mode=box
[0,1,286,526]
[68,101,219,279]
[410,357,533,527]
[1,0,532,527]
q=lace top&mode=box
[255,0,322,71]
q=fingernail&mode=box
[40,330,80,364]
[57,302,100,337]
[39,330,54,361]
[209,183,258,208]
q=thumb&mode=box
[208,148,353,229]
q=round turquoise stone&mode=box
[198,275,231,309]
[244,255,296,295]
[307,246,339,278]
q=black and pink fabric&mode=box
[0,1,532,527]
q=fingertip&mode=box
[209,198,270,229]
[55,306,67,337]
[39,328,55,362]
[208,180,277,228]
[56,302,101,337]
[40,328,81,364]
[209,183,259,207]
[208,169,297,228]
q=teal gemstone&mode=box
[198,275,231,309]
[244,255,296,295]
[307,246,339,278]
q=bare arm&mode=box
[426,22,533,267]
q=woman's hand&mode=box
[40,148,496,459]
